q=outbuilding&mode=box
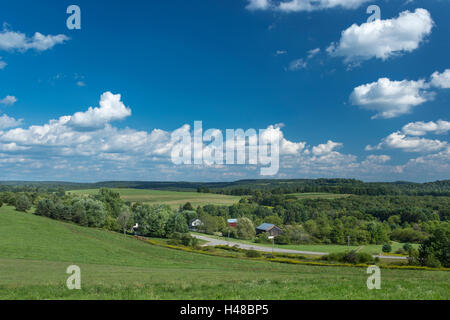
[256,223,283,237]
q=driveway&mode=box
[191,234,406,260]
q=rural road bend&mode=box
[193,234,326,256]
[191,234,406,260]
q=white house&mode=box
[189,219,203,231]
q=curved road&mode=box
[191,234,406,260]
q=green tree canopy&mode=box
[15,195,31,212]
[237,217,255,240]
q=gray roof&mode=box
[256,223,275,231]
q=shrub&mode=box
[215,245,242,252]
[274,234,290,245]
[321,252,346,262]
[167,238,181,245]
[403,243,413,252]
[407,248,420,266]
[382,243,392,253]
[281,225,311,244]
[274,253,306,260]
[254,233,271,244]
[180,233,192,246]
[167,232,182,245]
[190,237,200,248]
[356,252,374,264]
[395,248,406,255]
[322,251,374,264]
[343,251,358,264]
[245,250,262,258]
[424,254,442,268]
[15,195,31,212]
[170,232,182,240]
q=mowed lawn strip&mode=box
[0,206,448,300]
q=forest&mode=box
[2,178,450,196]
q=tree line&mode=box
[197,179,450,196]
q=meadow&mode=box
[68,188,241,208]
[0,206,448,300]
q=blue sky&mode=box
[0,0,449,182]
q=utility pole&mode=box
[268,236,275,255]
[347,235,350,248]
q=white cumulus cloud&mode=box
[0,95,17,106]
[0,91,447,181]
[312,140,342,156]
[246,0,271,10]
[430,69,450,89]
[68,92,132,130]
[350,77,431,119]
[402,120,450,136]
[246,0,371,12]
[351,69,450,119]
[328,8,434,64]
[0,27,69,52]
[365,154,391,163]
[366,121,449,153]
[0,114,22,130]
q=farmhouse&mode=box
[189,218,203,231]
[256,223,283,237]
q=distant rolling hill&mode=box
[1,178,450,196]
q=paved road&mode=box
[191,234,407,260]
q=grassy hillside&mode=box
[0,206,448,300]
[68,188,241,208]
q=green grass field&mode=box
[68,188,241,208]
[0,206,448,300]
[191,232,417,255]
